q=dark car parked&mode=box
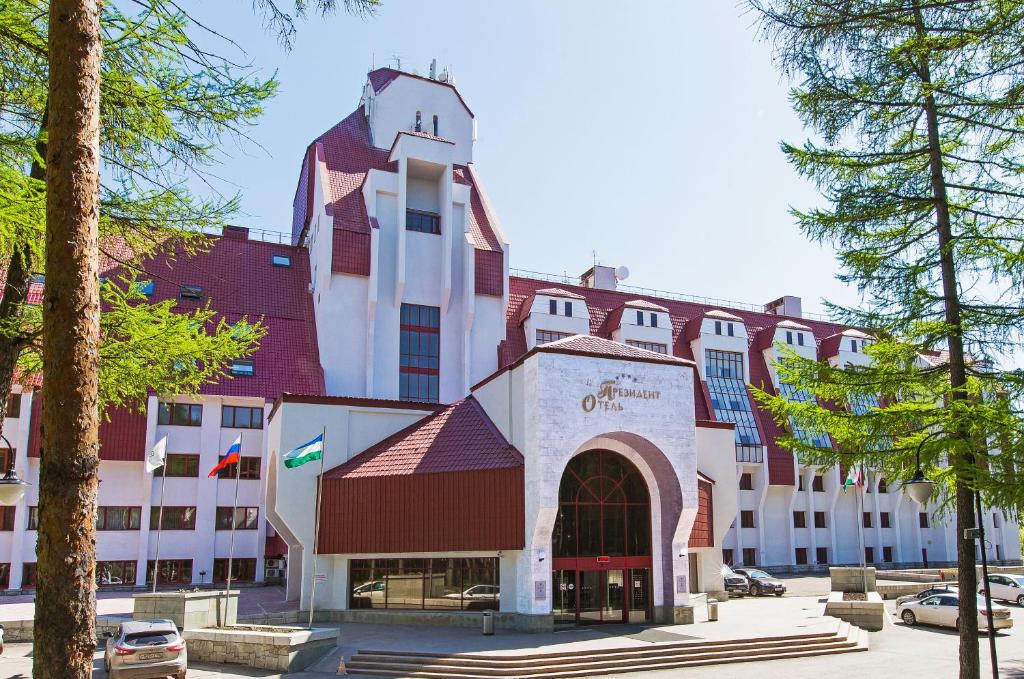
[721,565,750,596]
[733,568,787,597]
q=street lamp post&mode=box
[0,434,29,506]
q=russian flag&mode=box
[208,435,242,478]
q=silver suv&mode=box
[103,619,187,679]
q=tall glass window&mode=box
[778,382,832,448]
[349,557,499,611]
[705,350,763,462]
[399,304,440,403]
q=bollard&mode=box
[707,598,719,622]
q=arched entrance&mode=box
[551,449,652,624]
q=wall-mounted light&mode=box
[537,550,546,563]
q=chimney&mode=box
[764,295,802,318]
[222,225,250,240]
[580,265,618,291]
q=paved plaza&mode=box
[0,577,1021,678]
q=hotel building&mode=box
[0,66,1018,629]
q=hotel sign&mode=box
[581,375,661,413]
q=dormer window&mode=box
[727,322,735,337]
[432,115,439,136]
[230,359,255,377]
[636,310,644,326]
[715,321,722,335]
[549,299,557,315]
[179,285,202,301]
[798,333,805,346]
[851,339,859,353]
[272,254,292,267]
[415,110,422,132]
[786,331,794,345]
[564,301,572,316]
[651,313,658,328]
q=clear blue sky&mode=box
[185,0,852,316]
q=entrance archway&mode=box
[551,449,652,624]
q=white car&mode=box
[898,592,1013,631]
[445,584,499,600]
[895,585,958,607]
[979,574,1024,607]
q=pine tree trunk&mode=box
[913,4,979,677]
[34,0,102,677]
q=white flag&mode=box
[146,436,167,474]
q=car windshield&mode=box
[747,570,771,579]
[1009,576,1024,586]
[125,631,176,647]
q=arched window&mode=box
[432,114,439,136]
[415,110,422,132]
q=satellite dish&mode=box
[614,266,630,281]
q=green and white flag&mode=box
[284,433,324,469]
[842,464,863,492]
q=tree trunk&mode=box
[34,0,102,677]
[913,4,979,678]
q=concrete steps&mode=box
[345,623,868,678]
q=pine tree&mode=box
[746,2,1024,677]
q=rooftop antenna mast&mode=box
[392,54,402,70]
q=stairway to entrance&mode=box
[345,621,868,678]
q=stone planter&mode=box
[133,590,238,630]
[829,566,876,593]
[824,591,887,631]
[183,625,337,672]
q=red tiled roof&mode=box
[324,397,522,479]
[393,130,454,146]
[536,334,693,367]
[622,299,670,312]
[505,277,852,484]
[535,287,586,300]
[366,67,475,118]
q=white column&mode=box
[755,458,768,566]
[195,398,221,584]
[733,463,744,563]
[892,490,905,563]
[394,155,407,306]
[8,390,34,590]
[439,163,453,313]
[137,395,159,585]
[805,469,818,564]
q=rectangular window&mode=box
[705,350,762,462]
[536,330,573,345]
[993,512,1000,528]
[21,562,36,589]
[727,322,735,337]
[722,549,734,567]
[636,310,644,326]
[6,394,20,418]
[96,506,142,531]
[739,473,753,490]
[625,340,669,354]
[812,475,824,492]
[271,254,292,267]
[742,548,757,566]
[349,557,500,611]
[97,560,138,587]
[0,506,14,531]
[878,478,888,493]
[406,209,440,234]
[399,304,440,403]
[740,510,755,528]
[786,331,793,345]
[215,506,259,530]
[862,512,872,528]
[229,359,255,377]
[564,301,572,316]
[798,475,805,491]
[795,548,808,565]
[0,447,11,473]
[221,405,263,429]
[797,333,805,346]
[217,456,261,480]
[714,320,722,335]
[814,511,827,528]
[27,506,38,530]
[816,547,828,564]
[651,313,658,328]
[150,506,197,531]
[157,402,203,426]
[865,546,875,563]
[0,563,8,589]
[883,546,894,563]
[793,511,806,528]
[919,512,929,528]
[213,558,257,583]
[548,299,557,315]
[778,382,832,448]
[179,285,202,301]
[154,453,199,478]
[880,512,891,528]
[147,559,192,586]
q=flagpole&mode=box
[225,443,242,620]
[856,465,867,594]
[308,426,326,629]
[152,457,168,593]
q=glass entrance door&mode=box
[554,569,646,625]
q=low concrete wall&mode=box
[184,625,337,672]
[824,591,887,631]
[1,616,125,643]
[830,567,877,593]
[133,591,238,630]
